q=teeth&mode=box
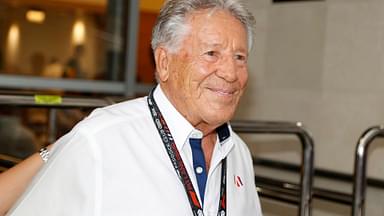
[213,89,234,95]
[218,90,231,95]
[207,87,235,96]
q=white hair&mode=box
[151,0,256,53]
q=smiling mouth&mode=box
[207,87,237,97]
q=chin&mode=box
[204,110,234,126]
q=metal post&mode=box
[231,120,315,216]
[124,0,140,97]
[352,126,384,216]
[106,0,125,81]
[297,129,314,216]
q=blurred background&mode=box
[0,0,384,215]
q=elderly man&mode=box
[7,0,262,215]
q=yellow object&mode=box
[34,95,62,105]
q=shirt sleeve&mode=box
[7,128,102,216]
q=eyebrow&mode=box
[201,42,247,53]
[201,42,244,51]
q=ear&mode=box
[154,47,170,82]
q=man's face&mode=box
[160,9,249,128]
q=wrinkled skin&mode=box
[156,9,249,134]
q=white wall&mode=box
[238,0,384,179]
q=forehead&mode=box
[184,9,248,48]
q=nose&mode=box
[215,56,238,82]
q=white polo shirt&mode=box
[8,86,262,216]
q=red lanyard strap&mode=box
[147,89,227,216]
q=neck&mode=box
[201,131,216,171]
[160,84,221,135]
[194,122,217,137]
[160,84,221,170]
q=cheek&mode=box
[196,56,217,74]
[170,59,192,87]
[188,62,213,86]
[193,65,218,90]
[239,68,249,88]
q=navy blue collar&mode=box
[216,123,230,143]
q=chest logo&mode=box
[234,175,244,187]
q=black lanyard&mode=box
[147,88,227,216]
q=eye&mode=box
[205,50,216,56]
[235,54,247,63]
[204,50,219,62]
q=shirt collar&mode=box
[153,85,232,150]
[153,85,194,149]
[216,123,230,142]
[215,123,234,158]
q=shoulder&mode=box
[229,129,254,167]
[74,96,150,134]
[49,96,151,158]
[231,131,251,154]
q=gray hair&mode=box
[151,0,256,53]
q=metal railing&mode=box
[255,175,353,205]
[0,93,122,144]
[352,125,384,216]
[246,124,384,216]
[0,94,118,108]
[231,120,315,216]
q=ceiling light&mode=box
[72,20,86,45]
[26,9,46,24]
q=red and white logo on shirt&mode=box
[234,175,243,187]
